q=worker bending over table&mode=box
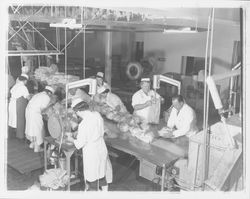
[99,88,128,113]
[132,77,162,124]
[67,99,113,191]
[25,86,55,152]
[159,94,198,140]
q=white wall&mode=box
[141,22,240,96]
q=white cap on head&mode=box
[96,72,104,78]
[71,98,84,108]
[20,73,29,80]
[141,78,151,82]
[45,86,55,94]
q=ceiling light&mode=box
[163,28,198,34]
[50,18,82,29]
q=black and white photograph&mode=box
[1,0,250,198]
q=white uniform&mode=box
[8,81,29,128]
[68,88,91,103]
[167,103,198,138]
[132,89,160,123]
[74,111,112,183]
[97,82,111,94]
[105,92,127,113]
[25,91,51,145]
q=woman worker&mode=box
[8,74,30,139]
[25,86,55,152]
[67,99,112,191]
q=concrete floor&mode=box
[7,150,159,191]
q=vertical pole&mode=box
[241,7,247,190]
[44,140,48,171]
[82,7,86,79]
[161,164,166,191]
[105,26,112,86]
[64,6,67,77]
[83,25,86,79]
[202,8,215,190]
[202,9,211,191]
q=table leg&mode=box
[64,151,74,191]
[161,164,166,191]
[75,151,78,176]
[44,140,48,171]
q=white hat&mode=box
[96,72,104,78]
[71,98,84,108]
[20,73,29,80]
[45,86,55,94]
[141,77,151,82]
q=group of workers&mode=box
[8,69,198,191]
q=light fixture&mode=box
[163,18,199,34]
[50,18,82,29]
[163,28,198,34]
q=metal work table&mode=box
[44,120,188,191]
[104,120,188,191]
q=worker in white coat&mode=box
[100,88,127,113]
[8,74,30,138]
[67,99,112,191]
[96,72,111,94]
[25,86,55,152]
[159,94,198,139]
[132,77,161,123]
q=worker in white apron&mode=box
[25,86,55,152]
[8,74,30,138]
[159,94,198,139]
[132,77,161,123]
[67,99,113,191]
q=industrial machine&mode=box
[172,65,242,191]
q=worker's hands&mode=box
[66,136,75,143]
[145,100,152,107]
[158,127,174,138]
[162,131,174,138]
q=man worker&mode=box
[159,94,198,139]
[95,72,111,94]
[132,77,162,123]
[100,88,127,113]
